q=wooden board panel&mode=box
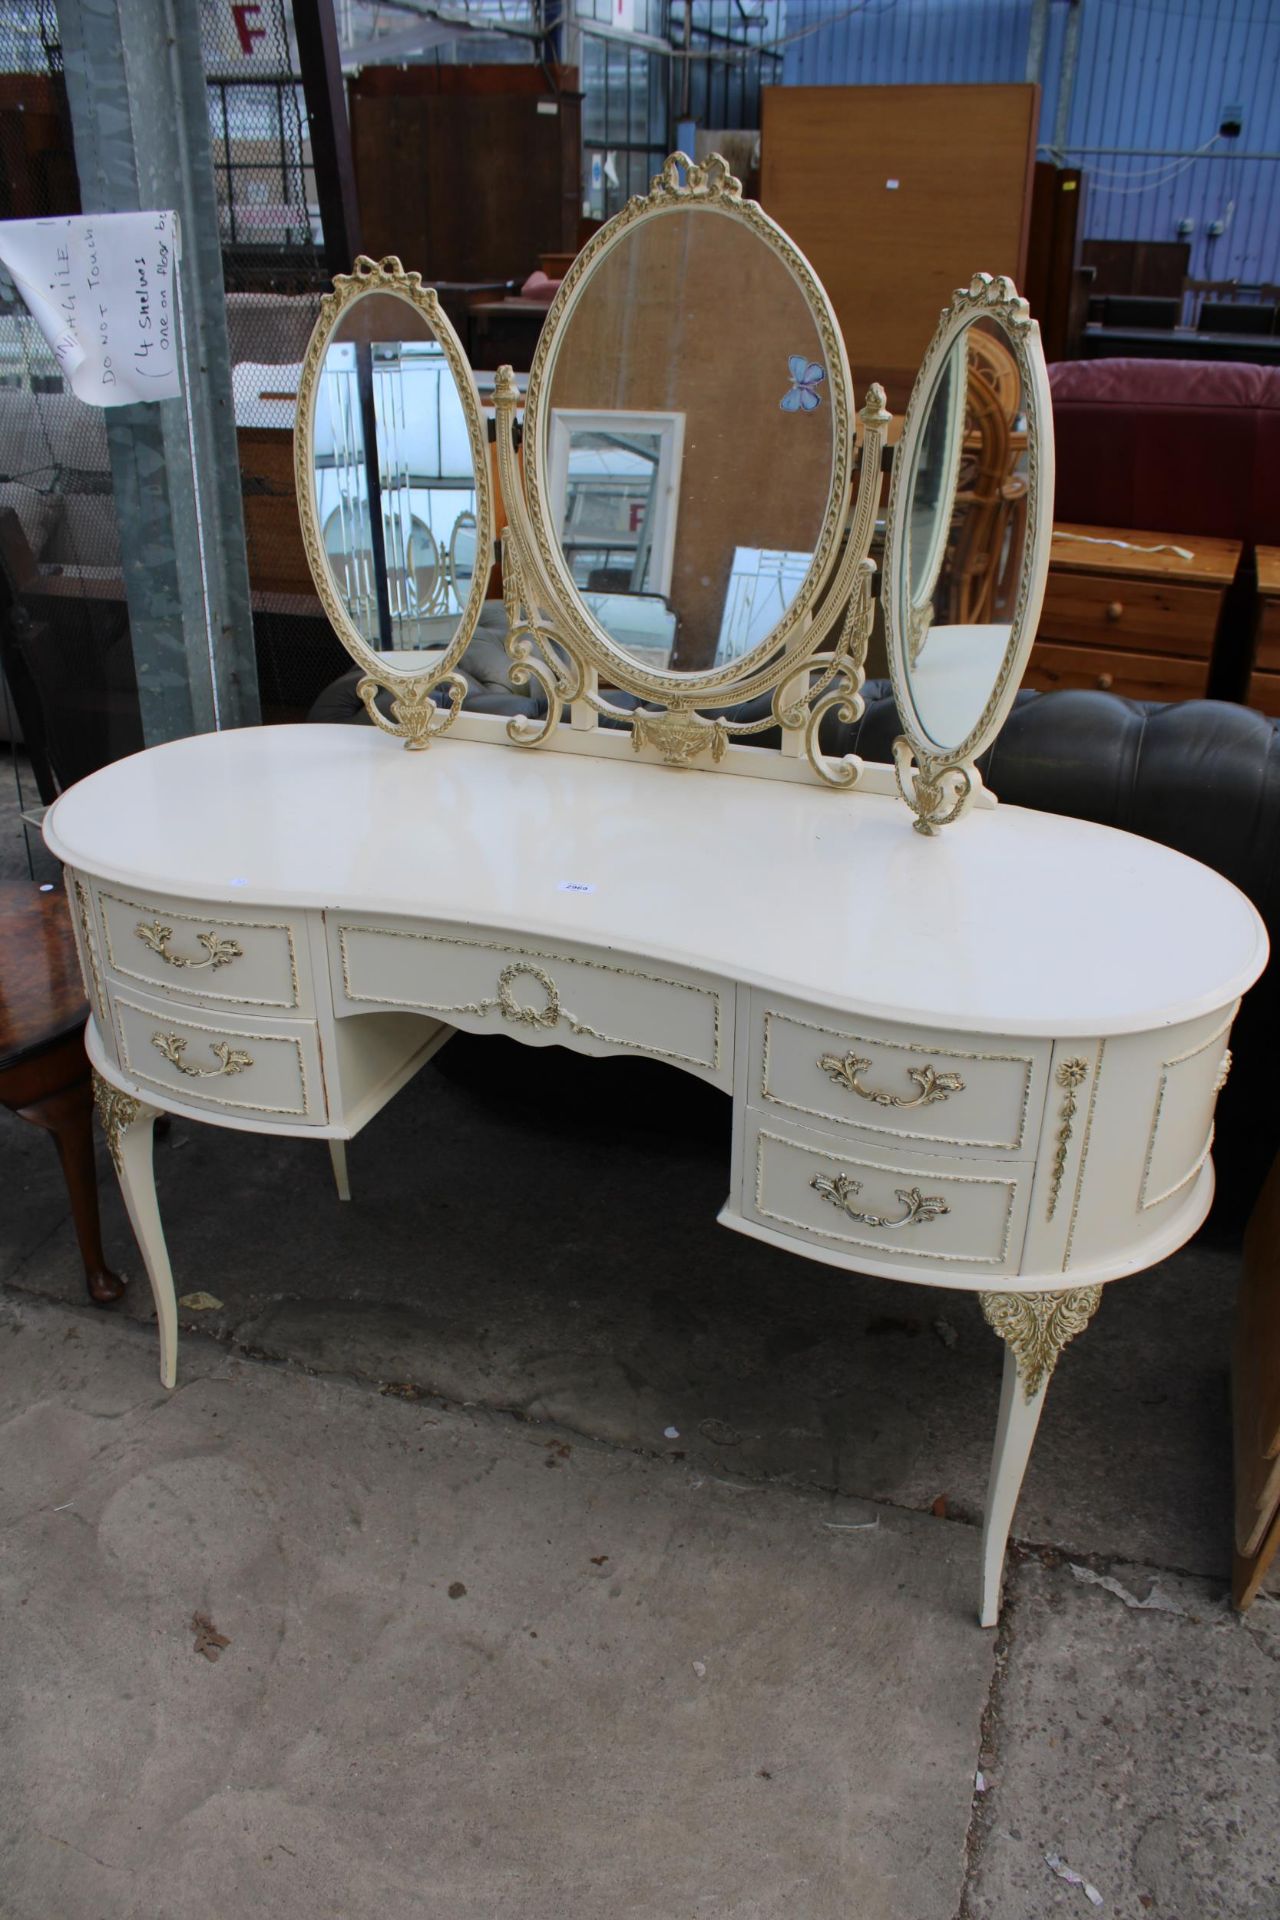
[1040,575,1223,660]
[1024,641,1209,703]
[1024,163,1084,364]
[350,71,581,284]
[237,427,311,597]
[1080,238,1190,299]
[761,84,1037,404]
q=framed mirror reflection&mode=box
[291,181,1054,821]
[883,275,1054,834]
[294,257,494,746]
[521,154,852,700]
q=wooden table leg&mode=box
[8,1068,125,1306]
[17,1077,125,1304]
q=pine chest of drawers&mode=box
[1026,522,1241,704]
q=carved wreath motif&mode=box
[1045,1057,1090,1222]
[494,961,562,1029]
[136,921,243,972]
[818,1050,965,1109]
[810,1170,950,1231]
[978,1286,1103,1401]
[151,1033,253,1079]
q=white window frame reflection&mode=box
[714,548,814,667]
[547,408,684,603]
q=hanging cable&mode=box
[1086,134,1221,184]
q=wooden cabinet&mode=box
[761,83,1037,410]
[349,66,582,286]
[1026,523,1241,703]
[1249,546,1280,717]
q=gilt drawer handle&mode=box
[151,1032,253,1078]
[811,1171,950,1230]
[136,921,243,972]
[817,1050,965,1110]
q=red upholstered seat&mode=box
[1049,359,1280,552]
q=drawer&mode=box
[94,885,307,1013]
[1248,668,1280,718]
[1040,573,1221,659]
[1253,598,1280,674]
[1138,1012,1235,1216]
[754,999,1048,1156]
[333,920,727,1086]
[1025,641,1208,703]
[744,1114,1030,1276]
[109,986,325,1125]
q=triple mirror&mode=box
[295,158,1053,829]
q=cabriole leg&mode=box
[976,1286,1103,1628]
[328,1138,351,1202]
[92,1073,176,1390]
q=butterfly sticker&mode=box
[780,354,826,412]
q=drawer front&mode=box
[755,1000,1048,1156]
[1025,641,1208,703]
[1253,597,1280,674]
[334,921,726,1084]
[1248,667,1280,718]
[1040,573,1221,659]
[745,1115,1030,1275]
[95,886,306,1013]
[1138,1011,1235,1216]
[110,987,324,1124]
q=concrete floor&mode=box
[3,750,1280,1916]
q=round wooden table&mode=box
[0,880,123,1303]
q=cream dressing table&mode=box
[45,157,1267,1625]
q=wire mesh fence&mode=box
[201,0,346,723]
[0,6,136,855]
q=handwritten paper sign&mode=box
[0,212,181,406]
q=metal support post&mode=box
[1050,0,1085,166]
[56,0,259,742]
[293,0,390,643]
[293,0,363,275]
[1025,0,1049,87]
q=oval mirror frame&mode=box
[519,155,855,709]
[882,274,1054,833]
[294,255,494,747]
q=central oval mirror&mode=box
[883,277,1053,770]
[297,263,493,682]
[525,172,851,693]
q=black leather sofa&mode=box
[309,670,1280,1223]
